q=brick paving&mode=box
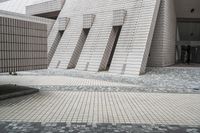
[7,67,200,93]
[0,68,200,132]
[0,91,199,126]
[0,76,133,87]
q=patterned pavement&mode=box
[0,68,200,132]
[0,91,199,126]
[4,67,200,93]
[0,76,133,87]
[0,122,199,133]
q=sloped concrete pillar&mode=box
[109,0,161,75]
[48,17,69,65]
[99,10,126,71]
[67,14,95,69]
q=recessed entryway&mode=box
[176,19,200,65]
[175,0,200,66]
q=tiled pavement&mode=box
[0,76,133,87]
[1,70,200,93]
[7,67,200,92]
[0,68,200,132]
[0,91,200,126]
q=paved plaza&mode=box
[0,75,133,87]
[18,67,200,89]
[0,68,200,132]
[0,91,200,125]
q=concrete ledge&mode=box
[0,85,39,100]
[26,0,65,16]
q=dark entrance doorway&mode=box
[176,19,200,65]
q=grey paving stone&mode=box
[13,67,200,94]
[0,122,199,133]
[30,85,199,94]
[0,91,199,125]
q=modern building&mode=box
[1,0,200,75]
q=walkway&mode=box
[0,91,199,125]
[0,69,200,132]
[0,75,133,86]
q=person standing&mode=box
[187,45,191,65]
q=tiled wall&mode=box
[110,0,161,75]
[47,31,63,64]
[68,29,89,69]
[112,10,127,26]
[58,17,70,31]
[0,10,55,36]
[99,26,121,71]
[148,0,176,67]
[76,12,113,72]
[49,16,83,69]
[48,0,161,75]
[83,14,95,29]
[0,17,47,73]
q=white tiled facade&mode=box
[48,0,161,75]
[148,0,177,67]
[112,9,127,26]
[83,14,95,29]
[0,16,48,73]
[58,17,70,31]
